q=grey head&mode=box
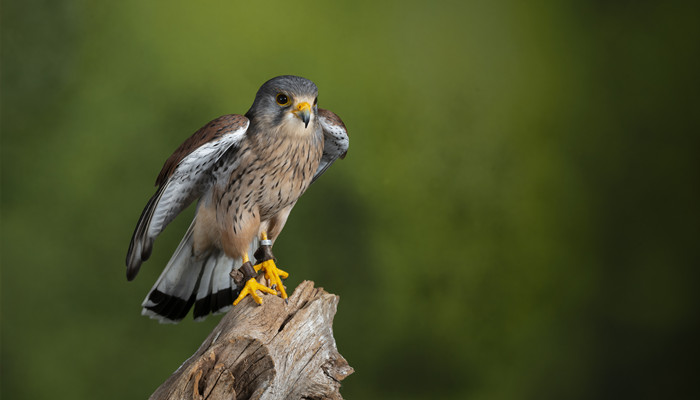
[246,75,319,129]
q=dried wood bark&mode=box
[150,280,353,400]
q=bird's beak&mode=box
[293,102,311,128]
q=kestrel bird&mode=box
[126,75,348,323]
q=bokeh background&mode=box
[2,1,699,399]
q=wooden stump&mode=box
[150,281,353,400]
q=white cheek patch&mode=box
[279,112,314,136]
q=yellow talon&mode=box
[253,232,289,300]
[233,278,277,306]
[254,259,289,299]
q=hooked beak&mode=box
[293,102,311,128]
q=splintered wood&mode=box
[150,281,353,400]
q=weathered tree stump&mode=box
[150,280,353,400]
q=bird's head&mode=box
[246,75,319,133]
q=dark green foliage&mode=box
[2,1,699,399]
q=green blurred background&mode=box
[2,1,699,399]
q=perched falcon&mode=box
[126,75,349,323]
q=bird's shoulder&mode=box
[318,108,346,131]
[317,108,349,159]
[155,114,249,186]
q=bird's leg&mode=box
[253,232,289,299]
[232,252,276,305]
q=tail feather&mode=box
[195,255,219,304]
[140,220,250,323]
[141,289,195,323]
[192,254,225,320]
[138,215,263,323]
[142,220,198,306]
[192,238,259,320]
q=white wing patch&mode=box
[147,121,248,239]
[313,113,349,182]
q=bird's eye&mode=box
[313,97,318,106]
[275,93,290,106]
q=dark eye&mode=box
[313,97,318,106]
[276,93,290,106]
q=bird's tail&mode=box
[140,219,258,323]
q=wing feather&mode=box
[312,108,349,183]
[126,114,249,280]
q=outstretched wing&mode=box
[126,114,249,280]
[312,108,349,183]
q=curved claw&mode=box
[255,259,289,299]
[233,278,277,305]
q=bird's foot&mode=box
[255,259,289,300]
[233,277,277,305]
[232,260,276,305]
